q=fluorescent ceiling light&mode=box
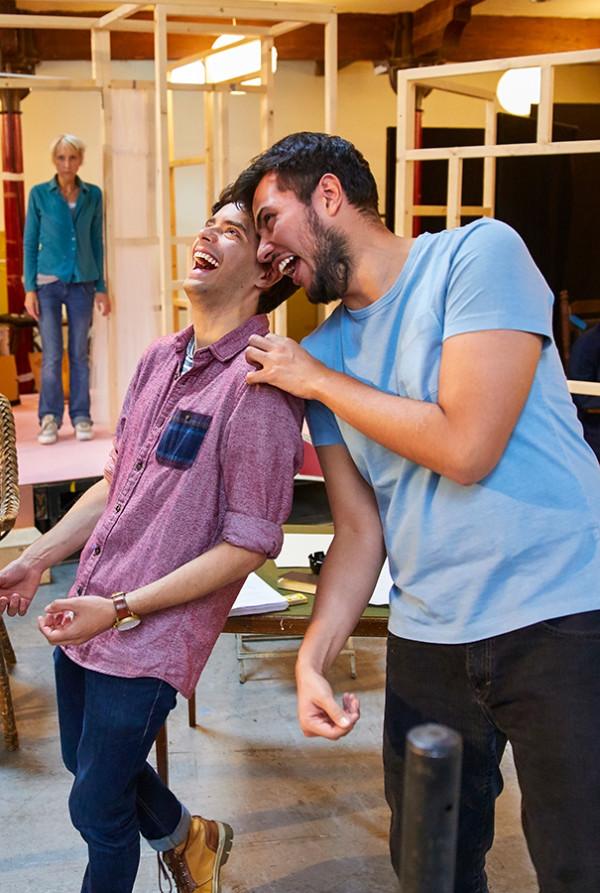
[205,40,276,84]
[212,34,244,50]
[169,37,276,89]
[169,60,206,85]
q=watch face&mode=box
[115,615,141,631]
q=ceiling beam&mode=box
[97,3,147,29]
[412,0,486,59]
[2,9,600,66]
[276,14,394,63]
[444,16,600,62]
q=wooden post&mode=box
[323,14,337,134]
[91,26,121,427]
[154,3,173,337]
[395,71,416,237]
[400,724,462,893]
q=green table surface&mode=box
[222,552,390,638]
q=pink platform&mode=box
[12,393,114,487]
[11,393,322,488]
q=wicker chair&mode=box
[0,393,20,750]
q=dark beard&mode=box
[305,209,353,305]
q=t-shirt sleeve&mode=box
[443,219,554,342]
[306,399,344,447]
[220,382,304,559]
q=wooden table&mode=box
[223,559,389,638]
[155,558,389,784]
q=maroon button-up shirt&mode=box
[63,315,304,696]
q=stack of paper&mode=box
[228,573,289,617]
[369,561,393,605]
[274,532,334,568]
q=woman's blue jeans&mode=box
[383,610,600,892]
[37,280,95,426]
[54,648,189,893]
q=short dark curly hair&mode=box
[211,186,298,314]
[231,131,380,223]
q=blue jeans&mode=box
[54,649,190,893]
[383,610,600,893]
[37,280,95,426]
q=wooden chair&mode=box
[0,393,20,750]
[558,290,600,370]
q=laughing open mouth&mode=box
[193,251,219,271]
[278,255,297,278]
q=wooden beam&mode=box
[402,47,600,80]
[154,2,172,337]
[97,4,147,29]
[412,0,486,59]
[323,14,337,133]
[276,14,394,62]
[163,1,335,25]
[4,11,600,65]
[28,28,215,61]
[444,16,600,62]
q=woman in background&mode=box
[23,134,110,445]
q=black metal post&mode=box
[400,723,463,893]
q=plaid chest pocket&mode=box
[156,409,212,469]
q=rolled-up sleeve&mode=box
[220,382,304,558]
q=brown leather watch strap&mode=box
[111,591,130,623]
[110,592,141,630]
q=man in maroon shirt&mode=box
[0,190,304,893]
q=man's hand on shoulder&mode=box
[245,333,326,399]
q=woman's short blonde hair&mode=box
[50,134,85,163]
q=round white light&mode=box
[497,67,541,116]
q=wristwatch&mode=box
[111,592,141,631]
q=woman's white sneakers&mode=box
[38,415,58,445]
[38,417,94,444]
[74,420,94,441]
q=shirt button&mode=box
[115,504,121,513]
[77,587,82,595]
[136,461,143,471]
[93,545,100,555]
[173,372,180,380]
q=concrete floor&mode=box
[0,562,538,892]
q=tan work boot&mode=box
[160,815,233,892]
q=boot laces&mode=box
[157,852,173,893]
[158,848,194,893]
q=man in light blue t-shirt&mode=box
[232,133,600,892]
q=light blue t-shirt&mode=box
[303,218,600,644]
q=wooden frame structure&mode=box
[394,48,600,401]
[0,1,337,423]
[395,48,600,236]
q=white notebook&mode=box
[229,573,289,617]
